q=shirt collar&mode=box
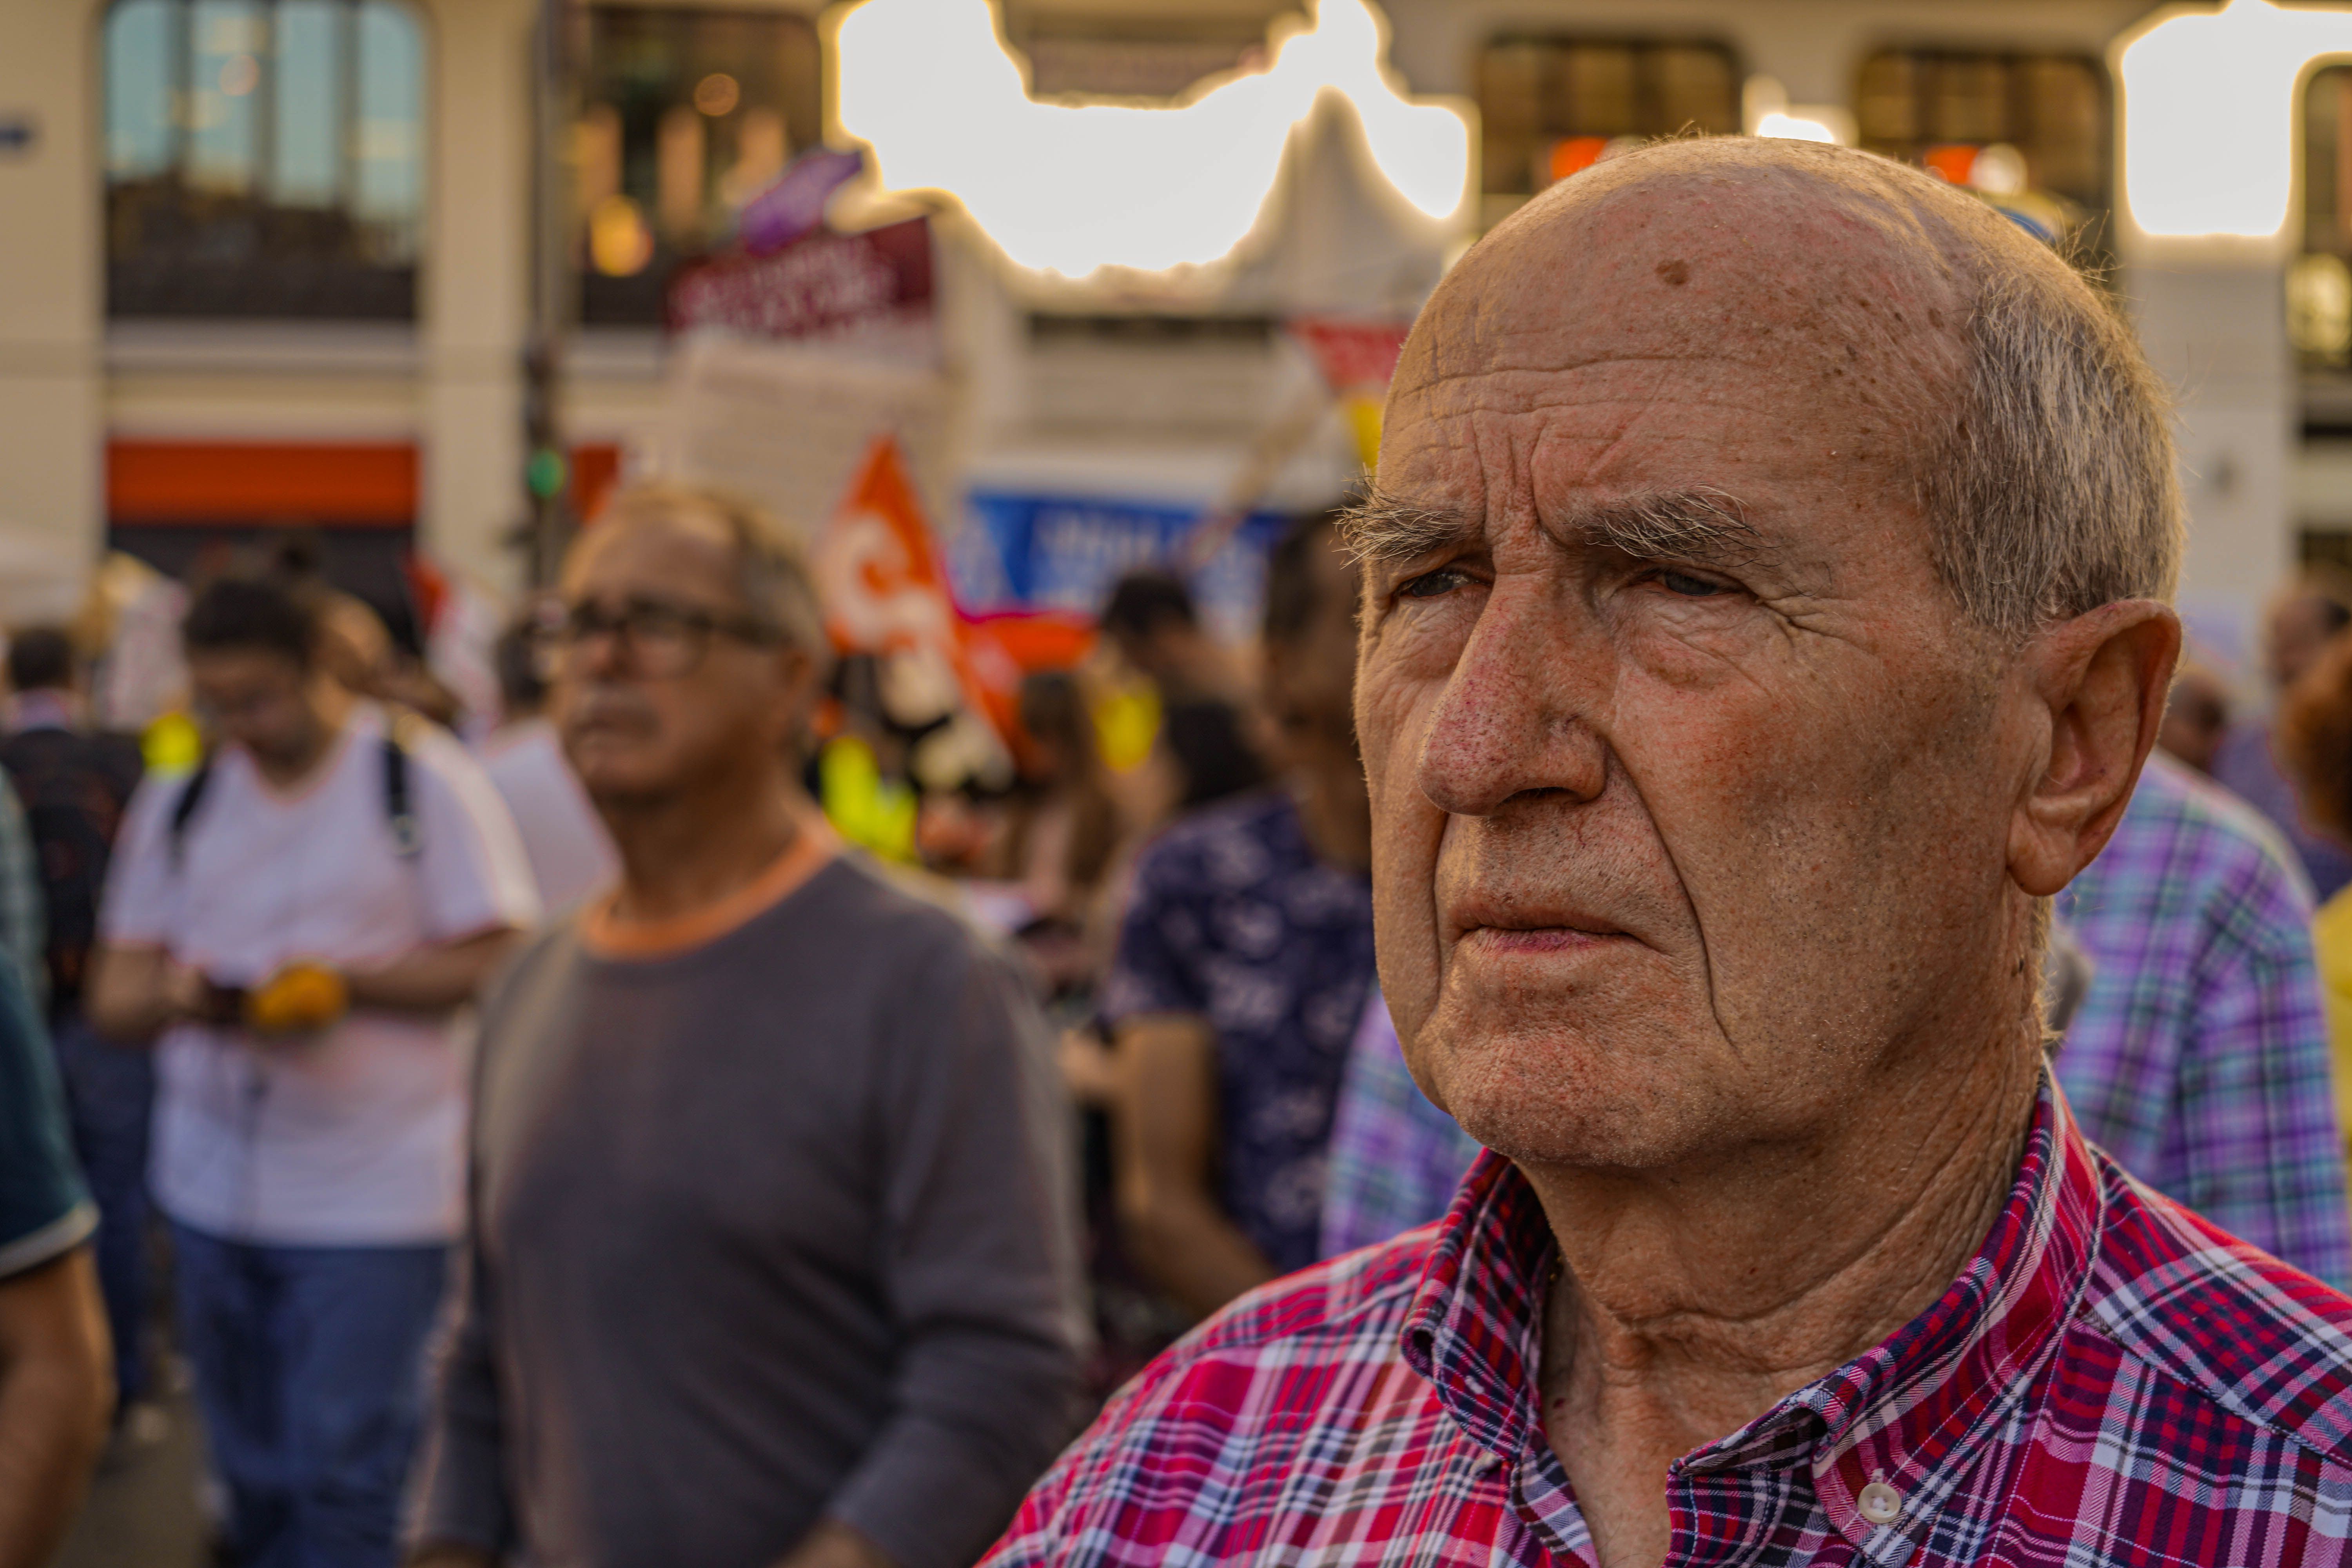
[4,690,81,733]
[1403,1074,2103,1559]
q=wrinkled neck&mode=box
[1532,1018,2040,1447]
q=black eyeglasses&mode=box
[544,597,782,679]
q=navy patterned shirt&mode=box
[1102,788,1376,1275]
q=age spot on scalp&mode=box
[1656,259,1691,286]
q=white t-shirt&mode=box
[102,703,539,1245]
[478,719,618,918]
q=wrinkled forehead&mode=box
[564,508,744,604]
[1390,163,1971,489]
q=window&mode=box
[575,7,824,327]
[2305,528,2352,576]
[103,0,426,319]
[1475,37,1740,226]
[1853,49,2110,260]
[2295,65,2352,369]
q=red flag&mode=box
[813,438,1093,750]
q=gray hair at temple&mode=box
[1356,139,2185,643]
[594,480,832,679]
[1919,211,2183,639]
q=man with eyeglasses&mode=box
[86,572,539,1568]
[408,483,1085,1568]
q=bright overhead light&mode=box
[833,0,1472,278]
[1742,76,1851,147]
[1756,111,1838,145]
[2120,0,2352,241]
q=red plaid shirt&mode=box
[987,1081,2352,1566]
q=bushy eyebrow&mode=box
[1338,489,1480,564]
[1341,485,1763,571]
[1567,487,1761,570]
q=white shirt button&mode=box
[1858,1481,1902,1525]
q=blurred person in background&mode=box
[1101,512,1376,1318]
[2057,744,2352,1287]
[2214,570,2352,897]
[997,670,1125,1000]
[2277,630,2352,1174]
[86,572,538,1568]
[1098,571,1266,811]
[0,952,111,1568]
[269,534,465,731]
[0,771,40,1015]
[2157,663,2231,776]
[477,612,618,918]
[0,628,151,1433]
[817,652,922,865]
[408,484,1084,1568]
[1007,671,1123,931]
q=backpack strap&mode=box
[167,755,214,873]
[382,715,421,861]
[166,714,426,871]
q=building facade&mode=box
[0,0,2327,672]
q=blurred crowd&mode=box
[13,494,2352,1568]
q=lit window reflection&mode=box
[575,7,822,324]
[103,0,426,319]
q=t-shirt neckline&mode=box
[234,702,370,809]
[579,816,838,963]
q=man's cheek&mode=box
[1355,664,1433,795]
[1372,886,1443,1054]
[1618,671,1834,832]
[1367,771,1448,1042]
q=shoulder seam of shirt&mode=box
[0,1199,96,1281]
[2076,1167,2352,1472]
[2154,757,2314,905]
[2067,1305,2352,1469]
[1142,1240,1433,1383]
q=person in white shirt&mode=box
[88,572,537,1568]
[476,614,617,918]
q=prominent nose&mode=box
[1416,575,1609,818]
[563,611,630,683]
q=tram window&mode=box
[1475,36,1740,227]
[103,0,426,320]
[575,7,823,328]
[2295,66,2352,368]
[1854,48,2111,265]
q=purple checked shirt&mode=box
[1319,989,1482,1259]
[2056,749,2352,1289]
[988,1078,2352,1568]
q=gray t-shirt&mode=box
[413,853,1086,1568]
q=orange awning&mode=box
[108,441,419,526]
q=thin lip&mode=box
[563,701,655,730]
[1448,903,1635,945]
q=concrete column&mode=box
[418,0,534,597]
[0,0,106,621]
[2123,256,2296,673]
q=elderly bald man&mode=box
[985,140,2352,1568]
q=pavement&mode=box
[53,1376,211,1568]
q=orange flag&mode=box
[813,437,1036,744]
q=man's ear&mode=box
[2007,599,2181,897]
